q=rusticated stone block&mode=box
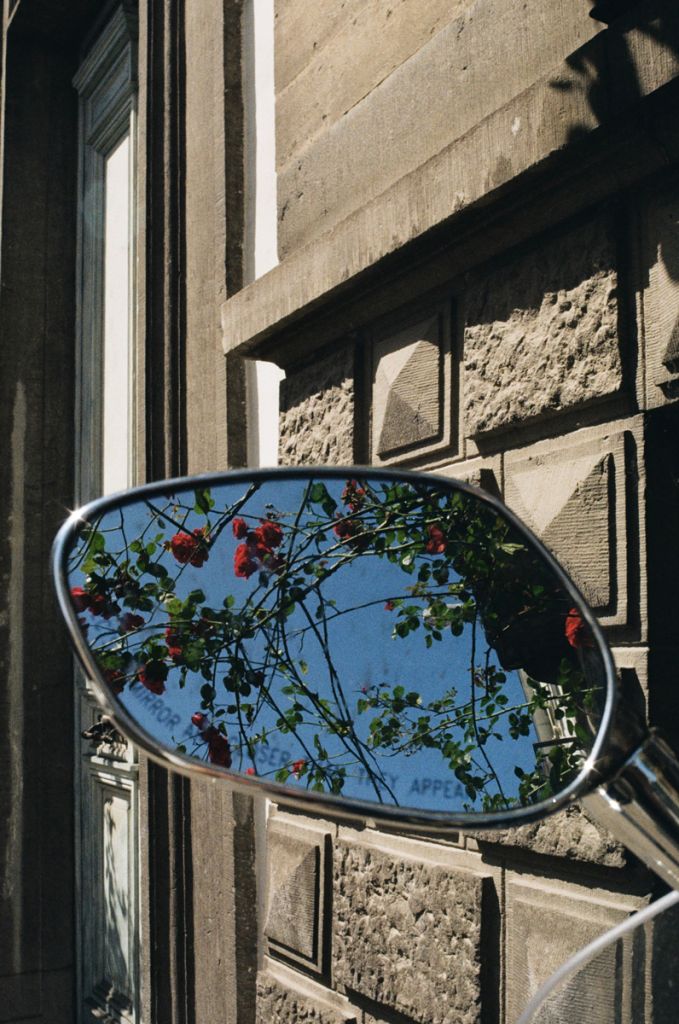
[464,218,622,437]
[506,876,645,1024]
[471,803,626,868]
[264,818,329,972]
[641,187,679,408]
[504,428,630,627]
[370,303,453,463]
[279,344,354,466]
[256,974,357,1024]
[333,840,490,1024]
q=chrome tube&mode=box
[583,732,679,891]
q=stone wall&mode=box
[253,115,679,1024]
[219,3,679,1022]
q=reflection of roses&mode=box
[232,517,248,539]
[190,712,232,766]
[341,479,365,511]
[104,667,126,694]
[425,524,446,554]
[138,660,169,695]
[71,582,120,620]
[565,608,593,650]
[169,527,209,567]
[254,520,283,548]
[205,727,231,767]
[165,626,184,661]
[90,592,119,619]
[234,520,285,579]
[333,516,356,540]
[119,612,145,634]
[71,586,90,612]
[234,544,259,579]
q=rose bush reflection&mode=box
[66,476,605,813]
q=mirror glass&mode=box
[60,473,607,815]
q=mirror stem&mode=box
[583,733,679,891]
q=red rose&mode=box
[89,592,119,619]
[247,537,272,561]
[384,600,395,611]
[425,524,447,554]
[234,521,286,579]
[234,543,259,578]
[291,758,306,779]
[232,517,248,539]
[245,767,256,776]
[71,586,91,612]
[565,608,594,650]
[341,479,366,511]
[169,527,209,567]
[104,667,126,694]
[119,612,145,634]
[191,711,207,730]
[255,519,283,548]
[165,626,183,661]
[333,516,357,540]
[138,661,169,695]
[205,727,231,767]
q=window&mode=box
[73,10,139,1023]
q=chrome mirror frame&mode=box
[52,464,627,836]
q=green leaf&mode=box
[193,488,215,514]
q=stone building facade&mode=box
[2,1,679,1023]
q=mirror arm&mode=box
[583,732,679,891]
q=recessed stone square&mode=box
[264,818,329,972]
[506,878,640,1024]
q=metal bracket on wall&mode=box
[82,714,128,751]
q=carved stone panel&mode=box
[504,428,631,627]
[464,217,622,437]
[333,839,493,1024]
[506,876,644,1024]
[370,301,454,464]
[641,187,679,407]
[80,759,138,1024]
[264,816,330,974]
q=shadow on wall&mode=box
[551,2,679,373]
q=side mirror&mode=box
[52,467,620,831]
